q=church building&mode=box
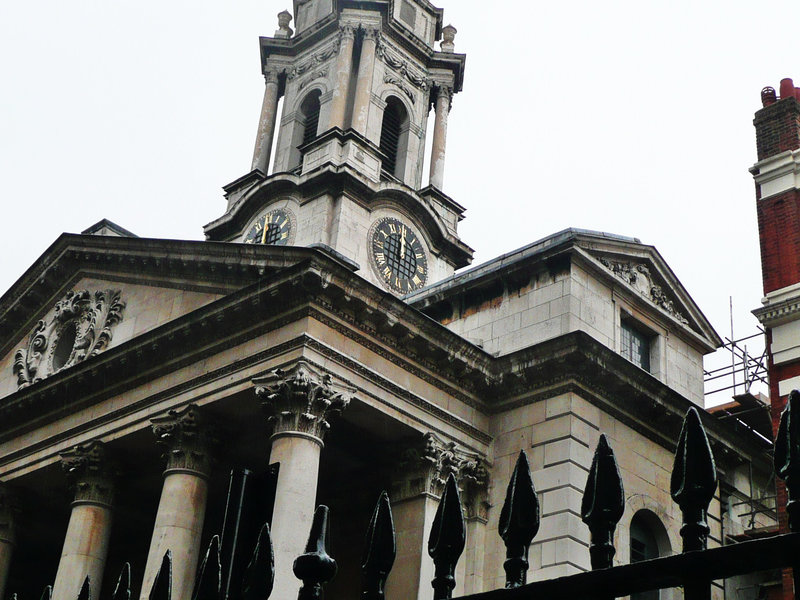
[0,2,776,600]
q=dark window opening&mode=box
[621,318,651,372]
[379,97,407,180]
[300,91,321,149]
[631,513,660,600]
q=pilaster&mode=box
[387,433,488,600]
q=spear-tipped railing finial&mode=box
[581,434,625,570]
[775,390,800,531]
[110,564,131,600]
[293,506,337,600]
[149,551,172,600]
[361,491,396,600]
[428,473,466,600]
[242,523,275,600]
[193,535,222,600]
[670,407,717,552]
[40,585,53,600]
[498,450,540,588]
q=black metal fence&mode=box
[16,391,800,600]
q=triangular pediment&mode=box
[0,234,350,399]
[571,232,721,350]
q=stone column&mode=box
[428,86,453,190]
[386,433,487,600]
[254,361,351,600]
[140,405,214,600]
[352,28,379,136]
[52,442,115,600]
[327,24,356,130]
[251,68,282,174]
[0,484,18,600]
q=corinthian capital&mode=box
[60,440,115,507]
[339,23,357,40]
[253,361,352,442]
[263,68,281,85]
[151,405,215,477]
[391,433,489,520]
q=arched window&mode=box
[379,96,409,181]
[289,89,322,171]
[630,510,669,600]
[300,90,321,147]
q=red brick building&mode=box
[752,77,800,600]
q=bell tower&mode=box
[204,0,473,295]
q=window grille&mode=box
[621,320,651,372]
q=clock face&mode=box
[243,208,293,245]
[370,217,428,294]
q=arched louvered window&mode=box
[300,90,321,148]
[379,97,409,181]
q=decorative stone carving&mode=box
[383,74,415,102]
[264,68,281,85]
[60,441,115,507]
[440,24,457,52]
[253,361,352,441]
[274,10,293,39]
[339,23,356,40]
[13,289,125,389]
[430,85,454,112]
[151,405,215,477]
[298,68,329,90]
[376,42,430,91]
[599,258,689,325]
[392,432,489,521]
[286,43,339,81]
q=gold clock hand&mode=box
[401,226,406,258]
[260,216,268,244]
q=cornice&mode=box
[491,330,771,471]
[205,162,473,268]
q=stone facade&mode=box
[0,3,777,600]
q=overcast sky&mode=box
[2,0,798,401]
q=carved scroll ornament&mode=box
[13,289,125,389]
[599,258,689,325]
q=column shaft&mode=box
[428,88,452,189]
[0,541,11,600]
[254,361,351,600]
[327,26,356,130]
[52,503,113,600]
[0,487,17,600]
[385,495,438,600]
[140,472,208,600]
[140,405,213,600]
[52,442,115,600]
[268,434,323,599]
[352,30,378,136]
[251,70,281,173]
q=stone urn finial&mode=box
[275,9,294,39]
[441,24,456,52]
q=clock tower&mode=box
[204,0,473,294]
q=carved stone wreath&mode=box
[599,258,689,325]
[13,289,126,389]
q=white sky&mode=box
[2,0,798,401]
